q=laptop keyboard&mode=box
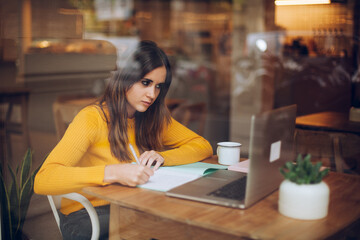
[208,176,247,200]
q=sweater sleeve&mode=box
[34,106,108,195]
[160,118,213,166]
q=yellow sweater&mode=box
[34,105,213,214]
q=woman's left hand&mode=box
[138,150,164,170]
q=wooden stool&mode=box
[0,87,30,166]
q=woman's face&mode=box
[126,66,167,118]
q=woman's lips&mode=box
[141,101,151,107]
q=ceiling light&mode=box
[275,0,331,6]
[256,39,267,52]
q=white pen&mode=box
[129,144,141,165]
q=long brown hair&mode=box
[99,40,172,161]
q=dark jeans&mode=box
[59,205,110,240]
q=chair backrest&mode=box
[53,94,97,140]
[171,102,207,135]
[165,98,186,113]
[47,193,100,240]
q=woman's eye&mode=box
[156,84,162,89]
[141,80,151,86]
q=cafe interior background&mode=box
[1,0,360,238]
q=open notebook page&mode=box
[138,162,228,192]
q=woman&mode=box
[34,40,213,239]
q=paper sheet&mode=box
[138,168,201,192]
[227,159,250,173]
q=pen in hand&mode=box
[129,144,141,165]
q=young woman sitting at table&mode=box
[34,40,213,240]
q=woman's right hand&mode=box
[103,164,154,187]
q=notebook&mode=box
[137,162,228,192]
[166,105,297,209]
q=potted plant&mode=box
[278,154,330,220]
[0,148,44,240]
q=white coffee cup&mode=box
[217,142,242,165]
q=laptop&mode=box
[166,105,297,209]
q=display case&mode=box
[18,39,117,82]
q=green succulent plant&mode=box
[0,148,44,240]
[280,154,329,184]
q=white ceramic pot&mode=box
[278,180,330,220]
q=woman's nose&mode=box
[146,87,156,99]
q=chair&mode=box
[53,94,97,140]
[171,102,207,136]
[165,98,186,113]
[50,95,100,239]
[47,193,100,240]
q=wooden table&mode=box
[296,111,360,134]
[83,156,360,240]
[296,111,360,173]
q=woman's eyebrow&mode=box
[142,78,153,82]
[142,78,165,84]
